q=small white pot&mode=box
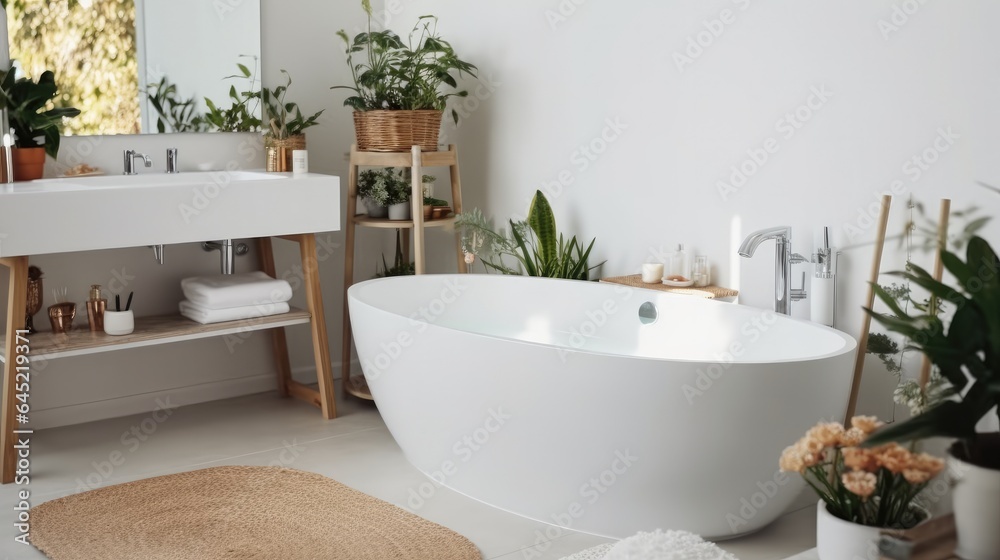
[950,449,1000,560]
[816,500,883,560]
[388,202,411,220]
[103,310,135,336]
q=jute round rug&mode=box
[30,466,482,560]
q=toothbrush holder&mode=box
[47,302,76,334]
[103,310,135,336]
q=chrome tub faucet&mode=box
[738,226,807,315]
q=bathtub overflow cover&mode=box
[638,302,657,325]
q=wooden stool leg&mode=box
[342,149,359,395]
[1,257,29,484]
[298,234,337,419]
[257,238,292,397]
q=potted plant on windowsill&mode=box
[332,0,477,152]
[780,417,945,560]
[864,235,1000,560]
[0,66,81,181]
[262,69,324,172]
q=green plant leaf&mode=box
[527,191,557,266]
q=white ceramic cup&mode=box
[103,310,135,336]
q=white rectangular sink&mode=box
[0,170,340,257]
[28,170,284,191]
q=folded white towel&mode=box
[181,272,292,310]
[179,299,290,325]
[560,530,738,560]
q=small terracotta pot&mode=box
[12,147,46,181]
[423,205,433,220]
[432,206,451,220]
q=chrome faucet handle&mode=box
[791,272,808,301]
[123,149,153,175]
[166,148,178,173]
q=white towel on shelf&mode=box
[181,272,292,310]
[179,299,290,325]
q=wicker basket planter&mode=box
[265,134,306,172]
[353,110,442,152]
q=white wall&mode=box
[396,0,1000,341]
[8,0,394,428]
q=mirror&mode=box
[4,0,261,136]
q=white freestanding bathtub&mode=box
[347,274,857,539]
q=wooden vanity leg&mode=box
[257,238,292,398]
[449,144,468,273]
[298,234,337,419]
[1,256,29,484]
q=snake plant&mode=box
[456,190,601,280]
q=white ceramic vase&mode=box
[816,500,883,560]
[388,202,410,220]
[949,452,1000,560]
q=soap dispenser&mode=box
[86,284,108,332]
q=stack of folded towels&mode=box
[179,271,293,325]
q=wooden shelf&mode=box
[352,215,456,229]
[351,149,457,168]
[0,308,311,361]
[344,375,373,400]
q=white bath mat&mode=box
[560,530,739,560]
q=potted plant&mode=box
[780,416,945,560]
[423,196,448,220]
[262,69,324,172]
[455,191,602,279]
[865,235,1000,560]
[386,169,411,220]
[0,66,81,181]
[357,168,400,218]
[332,0,477,152]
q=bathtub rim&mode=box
[347,274,858,365]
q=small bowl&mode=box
[432,206,451,220]
[104,310,135,336]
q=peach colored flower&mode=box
[464,252,475,264]
[842,447,879,472]
[903,468,932,484]
[779,445,805,473]
[912,453,945,477]
[877,443,913,474]
[851,415,883,434]
[807,422,846,447]
[842,471,878,498]
[839,427,866,447]
[802,436,826,455]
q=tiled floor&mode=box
[0,385,816,559]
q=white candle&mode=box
[641,263,664,283]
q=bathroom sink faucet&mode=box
[123,149,152,175]
[166,148,179,173]
[738,226,807,315]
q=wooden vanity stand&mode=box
[0,233,337,484]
